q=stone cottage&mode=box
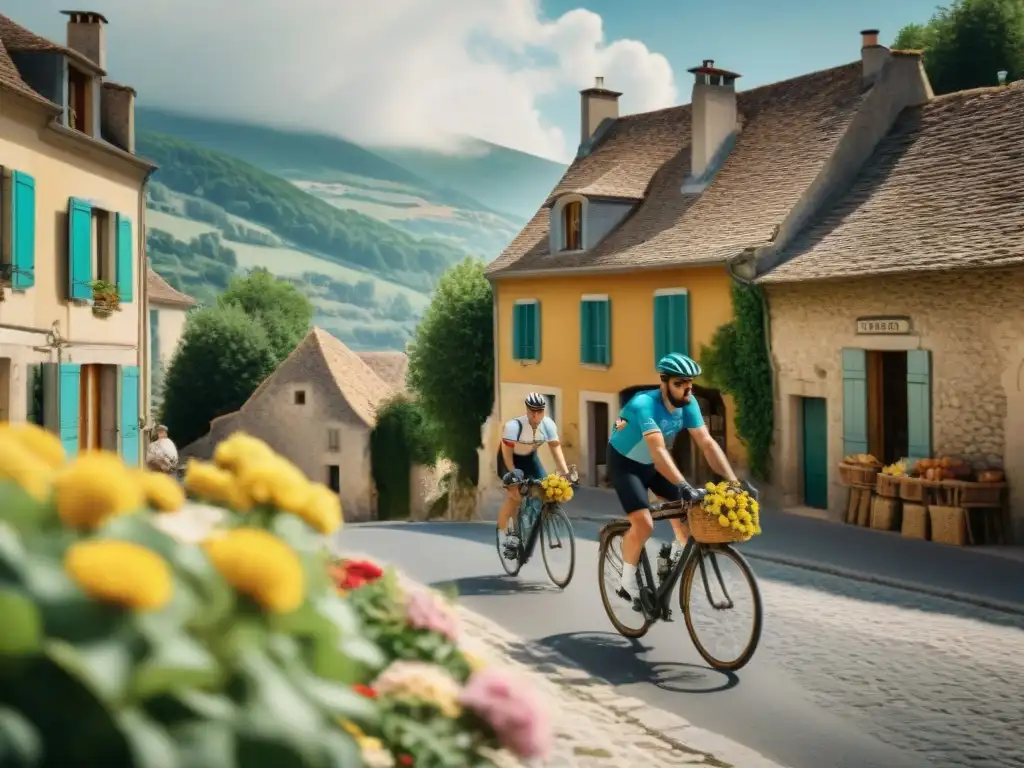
[754,81,1024,540]
[185,327,395,521]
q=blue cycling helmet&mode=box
[657,352,701,378]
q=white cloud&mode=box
[6,0,678,161]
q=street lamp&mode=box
[997,70,1008,85]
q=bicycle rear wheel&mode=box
[597,526,651,638]
[540,506,576,588]
[495,523,523,577]
[680,544,762,671]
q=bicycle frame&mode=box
[512,486,566,565]
[633,500,738,622]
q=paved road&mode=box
[341,519,1024,768]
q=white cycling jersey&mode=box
[501,415,559,456]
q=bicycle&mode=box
[496,467,578,589]
[596,493,764,671]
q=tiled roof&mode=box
[488,62,865,276]
[244,328,395,428]
[0,13,104,76]
[357,351,409,390]
[147,268,198,307]
[761,82,1024,283]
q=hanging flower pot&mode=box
[89,279,120,317]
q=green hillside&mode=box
[375,140,565,220]
[137,131,463,287]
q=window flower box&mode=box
[90,279,120,317]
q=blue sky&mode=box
[534,0,939,148]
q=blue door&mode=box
[120,366,141,466]
[58,364,81,458]
[802,397,828,509]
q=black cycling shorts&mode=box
[496,449,546,482]
[607,444,681,513]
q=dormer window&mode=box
[563,201,582,250]
[67,65,90,133]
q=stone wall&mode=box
[766,268,1024,539]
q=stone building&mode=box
[755,81,1024,540]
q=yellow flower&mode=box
[724,496,737,510]
[184,459,253,512]
[135,470,186,512]
[64,540,172,611]
[750,501,760,514]
[727,511,737,521]
[0,423,66,468]
[291,484,342,534]
[704,481,716,491]
[204,528,304,613]
[718,514,730,527]
[234,456,311,511]
[213,432,274,473]
[373,661,462,719]
[54,451,146,529]
[0,440,55,501]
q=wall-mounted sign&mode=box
[855,316,911,335]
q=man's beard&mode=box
[666,388,691,408]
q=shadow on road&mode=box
[428,574,561,597]
[519,630,739,694]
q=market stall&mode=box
[838,454,1010,546]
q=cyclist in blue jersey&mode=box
[610,353,751,610]
[496,392,570,559]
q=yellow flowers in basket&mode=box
[539,473,574,503]
[702,481,762,538]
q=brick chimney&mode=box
[861,29,890,86]
[61,10,108,70]
[688,60,740,180]
[101,83,136,153]
[580,77,621,145]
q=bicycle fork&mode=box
[697,550,736,611]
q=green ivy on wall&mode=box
[700,282,774,481]
[369,395,441,521]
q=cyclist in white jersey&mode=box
[496,392,569,558]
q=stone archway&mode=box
[617,383,728,487]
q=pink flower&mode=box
[458,667,551,759]
[404,585,460,642]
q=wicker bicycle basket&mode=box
[689,507,752,544]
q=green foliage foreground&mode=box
[700,283,774,481]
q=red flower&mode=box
[399,755,413,766]
[332,559,384,590]
[353,684,377,699]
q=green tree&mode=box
[407,258,494,484]
[894,0,1024,93]
[370,395,441,520]
[217,269,314,360]
[160,304,278,447]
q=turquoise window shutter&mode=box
[597,300,611,365]
[512,304,523,359]
[11,171,36,289]
[523,304,536,360]
[115,214,133,302]
[58,363,81,458]
[120,366,141,466]
[906,350,932,460]
[670,293,690,357]
[580,300,594,363]
[581,299,610,365]
[653,294,670,364]
[68,198,93,300]
[841,348,868,456]
[531,302,541,361]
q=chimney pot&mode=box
[60,10,108,69]
[703,59,714,68]
[861,29,880,48]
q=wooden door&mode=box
[802,397,829,509]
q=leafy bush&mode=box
[370,397,440,521]
[0,425,552,767]
[160,304,278,446]
[217,270,313,362]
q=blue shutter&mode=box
[669,293,690,357]
[601,300,611,365]
[512,303,523,359]
[841,348,868,456]
[115,214,133,302]
[10,171,36,289]
[531,302,541,361]
[582,300,610,365]
[906,350,932,460]
[580,300,593,363]
[58,363,81,458]
[653,294,669,364]
[522,303,536,360]
[68,198,93,300]
[120,366,141,466]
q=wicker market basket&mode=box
[899,476,926,502]
[689,508,752,544]
[875,473,901,498]
[839,462,881,487]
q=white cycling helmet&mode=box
[525,392,547,411]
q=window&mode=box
[67,66,89,133]
[327,465,341,493]
[328,428,340,452]
[653,289,690,363]
[512,300,540,361]
[563,201,582,251]
[580,296,611,366]
[93,209,113,282]
[294,390,306,405]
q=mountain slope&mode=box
[375,139,566,220]
[138,131,462,284]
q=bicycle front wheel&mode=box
[597,526,651,638]
[495,524,523,577]
[540,506,576,588]
[680,544,763,671]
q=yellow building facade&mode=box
[0,10,153,464]
[489,266,741,488]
